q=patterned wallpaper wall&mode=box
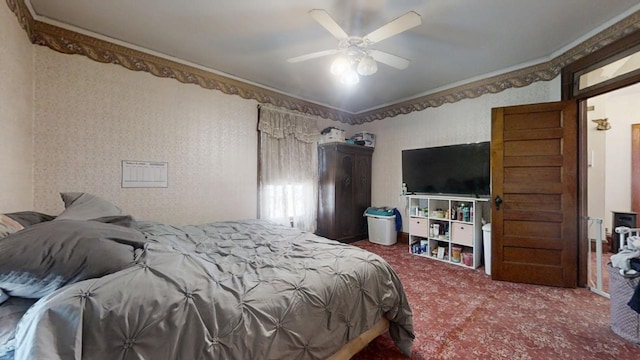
[21,17,559,227]
[349,79,560,231]
[0,4,33,212]
[33,47,259,225]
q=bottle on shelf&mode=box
[452,246,462,263]
[462,251,473,266]
[463,204,470,222]
[412,243,422,254]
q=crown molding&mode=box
[6,0,356,124]
[6,0,34,40]
[6,1,640,125]
[353,9,640,124]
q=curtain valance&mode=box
[258,105,319,143]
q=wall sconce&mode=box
[592,118,611,131]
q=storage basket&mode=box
[608,264,640,344]
[352,131,375,147]
[319,128,345,144]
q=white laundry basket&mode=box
[365,212,397,246]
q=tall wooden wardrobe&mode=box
[317,142,373,243]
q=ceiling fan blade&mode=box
[364,11,421,44]
[370,50,411,70]
[309,9,349,40]
[287,49,339,63]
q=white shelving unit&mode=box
[408,195,488,269]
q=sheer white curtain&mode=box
[258,105,319,232]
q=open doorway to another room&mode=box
[586,82,640,294]
[562,28,640,289]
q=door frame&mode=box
[561,30,640,287]
[633,124,640,216]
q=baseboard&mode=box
[398,231,408,244]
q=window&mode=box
[257,105,319,232]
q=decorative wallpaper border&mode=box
[6,0,640,125]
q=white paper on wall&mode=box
[122,160,168,188]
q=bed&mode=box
[0,193,414,359]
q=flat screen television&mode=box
[402,142,491,197]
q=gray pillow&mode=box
[0,220,145,299]
[0,215,23,240]
[91,215,135,228]
[4,211,55,227]
[54,192,126,221]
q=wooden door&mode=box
[491,101,578,287]
[336,151,354,238]
[354,153,372,236]
[316,145,335,239]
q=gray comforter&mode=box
[13,219,413,359]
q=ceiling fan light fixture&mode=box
[288,9,421,86]
[357,55,377,76]
[330,56,350,76]
[340,69,360,85]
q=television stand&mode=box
[407,195,488,269]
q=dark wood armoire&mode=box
[316,142,373,243]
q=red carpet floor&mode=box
[351,240,640,360]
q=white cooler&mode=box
[365,213,397,246]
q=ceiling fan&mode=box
[287,9,422,85]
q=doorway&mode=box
[562,29,640,287]
[585,83,640,293]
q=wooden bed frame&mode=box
[328,317,390,360]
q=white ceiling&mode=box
[26,0,640,114]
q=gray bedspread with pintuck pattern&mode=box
[13,219,414,359]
